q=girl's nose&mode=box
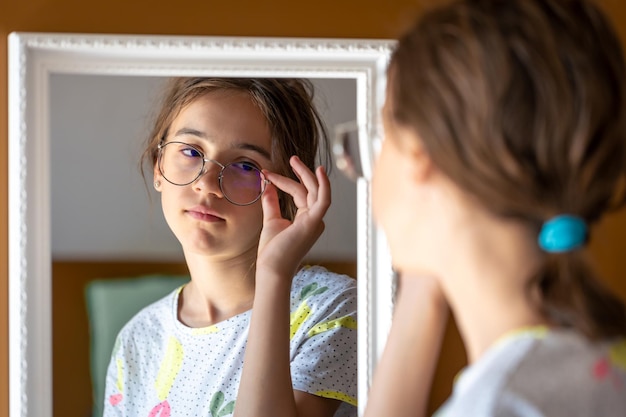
[193,161,224,198]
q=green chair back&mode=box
[85,274,190,417]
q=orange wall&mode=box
[2,1,626,416]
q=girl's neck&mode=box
[445,273,549,364]
[177,252,257,328]
[436,214,549,363]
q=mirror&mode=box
[8,32,395,417]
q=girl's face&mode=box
[372,93,431,272]
[154,90,274,262]
[373,105,408,257]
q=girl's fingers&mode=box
[315,165,331,206]
[264,171,306,206]
[260,181,282,222]
[290,156,319,202]
[264,156,330,212]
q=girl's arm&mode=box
[238,269,342,417]
[363,273,449,417]
[235,156,339,417]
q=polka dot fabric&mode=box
[435,328,626,417]
[103,265,357,417]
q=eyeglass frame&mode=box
[332,121,382,182]
[157,140,270,206]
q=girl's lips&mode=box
[185,206,225,222]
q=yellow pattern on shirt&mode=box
[609,339,626,370]
[308,315,357,337]
[315,389,358,406]
[115,358,124,393]
[154,336,184,401]
[290,301,312,340]
[192,325,219,335]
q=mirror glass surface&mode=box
[50,74,357,262]
[8,33,395,417]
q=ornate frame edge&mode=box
[7,32,396,417]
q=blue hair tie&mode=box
[538,215,587,253]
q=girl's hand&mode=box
[256,155,331,279]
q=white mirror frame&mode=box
[8,32,396,417]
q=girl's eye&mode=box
[232,161,260,171]
[181,147,202,158]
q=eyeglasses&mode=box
[157,141,270,206]
[333,121,381,181]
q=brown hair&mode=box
[389,0,626,338]
[141,77,330,220]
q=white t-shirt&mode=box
[103,265,358,417]
[435,327,626,417]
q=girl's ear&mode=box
[153,165,163,191]
[401,127,434,185]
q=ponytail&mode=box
[530,253,626,340]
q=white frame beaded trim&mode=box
[8,32,396,417]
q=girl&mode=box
[103,78,357,417]
[363,0,626,416]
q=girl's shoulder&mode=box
[293,264,356,290]
[292,265,356,298]
[498,330,626,415]
[290,265,357,312]
[515,329,626,375]
[515,329,626,384]
[501,330,626,415]
[440,329,626,416]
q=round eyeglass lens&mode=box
[221,162,266,205]
[158,142,204,186]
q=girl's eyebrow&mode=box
[173,127,272,161]
[236,143,272,161]
[173,127,206,138]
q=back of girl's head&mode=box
[389,0,626,338]
[141,77,330,220]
